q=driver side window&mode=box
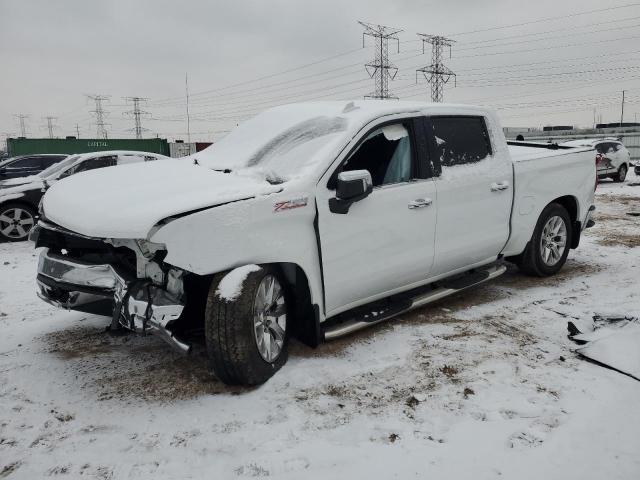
[340,123,413,187]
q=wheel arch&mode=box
[182,262,322,348]
[548,195,580,249]
[0,197,38,213]
[276,262,322,348]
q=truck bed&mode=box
[501,142,596,257]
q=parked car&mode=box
[31,101,596,385]
[562,138,630,182]
[0,154,68,180]
[0,150,167,241]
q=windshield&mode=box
[39,155,79,178]
[197,105,350,182]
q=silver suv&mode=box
[563,138,631,182]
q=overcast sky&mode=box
[1,0,639,142]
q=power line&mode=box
[358,21,402,99]
[185,73,191,143]
[447,2,640,36]
[86,94,111,139]
[149,14,640,110]
[454,21,640,53]
[150,47,364,104]
[43,116,57,138]
[123,97,149,139]
[13,114,29,137]
[416,34,456,102]
[154,31,640,117]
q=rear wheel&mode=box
[0,203,36,242]
[204,265,289,385]
[513,203,572,277]
[613,164,627,182]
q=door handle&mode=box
[408,198,432,209]
[490,181,510,192]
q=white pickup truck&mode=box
[31,101,596,385]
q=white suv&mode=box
[563,138,631,182]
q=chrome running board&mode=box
[322,264,507,341]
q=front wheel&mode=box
[205,265,289,385]
[0,203,36,242]
[613,164,627,182]
[513,203,572,277]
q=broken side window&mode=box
[341,122,413,187]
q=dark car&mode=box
[0,150,168,241]
[0,154,68,180]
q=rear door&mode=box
[426,115,512,276]
[317,116,437,315]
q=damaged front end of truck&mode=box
[31,220,192,353]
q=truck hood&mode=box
[43,160,282,239]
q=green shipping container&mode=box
[7,138,170,157]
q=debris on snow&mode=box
[568,315,640,381]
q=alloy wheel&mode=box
[252,274,287,363]
[540,215,567,266]
[0,207,34,240]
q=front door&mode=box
[317,118,437,316]
[426,115,513,276]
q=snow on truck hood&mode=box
[42,160,281,239]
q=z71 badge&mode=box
[274,197,308,212]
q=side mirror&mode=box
[329,170,373,214]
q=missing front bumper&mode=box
[36,248,190,354]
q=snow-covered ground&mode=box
[1,173,639,479]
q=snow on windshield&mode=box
[197,106,350,182]
[246,116,347,168]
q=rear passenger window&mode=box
[430,116,492,168]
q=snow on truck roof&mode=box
[193,100,491,182]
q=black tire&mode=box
[204,265,289,385]
[613,164,627,182]
[513,203,572,277]
[0,203,37,242]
